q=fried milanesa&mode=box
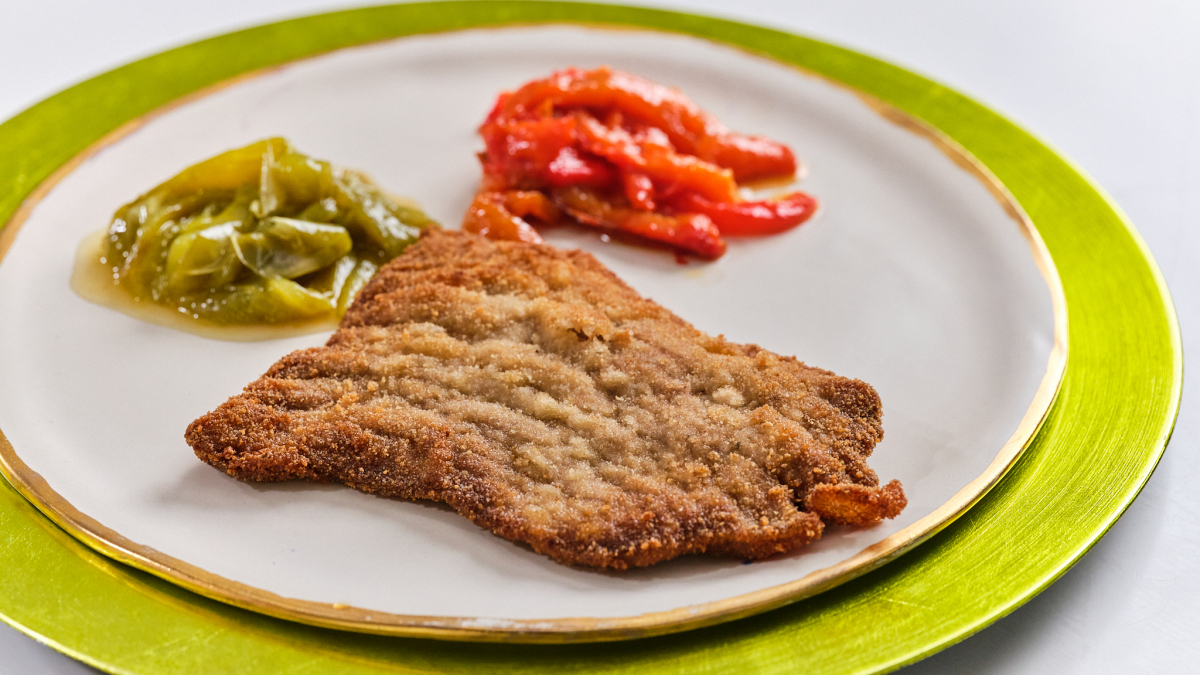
[186,230,905,569]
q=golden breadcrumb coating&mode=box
[186,229,905,568]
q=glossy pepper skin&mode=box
[554,186,726,259]
[488,67,797,182]
[462,190,551,244]
[666,191,819,236]
[467,68,817,258]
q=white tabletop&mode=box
[1,1,1196,673]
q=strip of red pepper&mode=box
[478,115,614,190]
[667,191,819,236]
[472,68,814,256]
[491,67,796,182]
[462,191,555,244]
[572,112,738,203]
[554,186,726,259]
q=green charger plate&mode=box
[0,2,1181,673]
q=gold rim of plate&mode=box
[0,26,1068,643]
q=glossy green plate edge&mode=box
[0,2,1181,673]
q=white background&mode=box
[0,1,1196,673]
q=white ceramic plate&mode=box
[0,26,1062,639]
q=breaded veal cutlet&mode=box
[186,229,905,569]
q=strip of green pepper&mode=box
[101,138,435,326]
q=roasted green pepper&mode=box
[101,138,435,325]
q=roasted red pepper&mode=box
[573,112,738,203]
[465,67,816,258]
[478,116,615,191]
[622,171,656,211]
[554,186,726,260]
[488,67,797,182]
[462,190,556,244]
[667,191,818,236]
